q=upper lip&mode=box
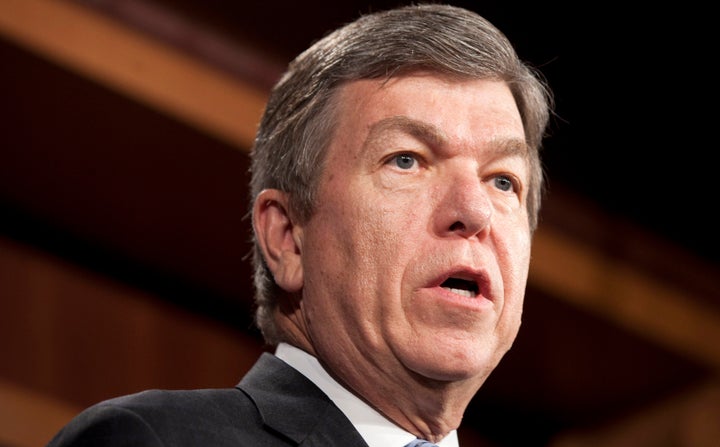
[432,267,492,300]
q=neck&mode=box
[274,311,484,442]
[354,368,477,443]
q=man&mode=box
[47,3,552,446]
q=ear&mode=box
[252,189,304,292]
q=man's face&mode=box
[297,74,531,388]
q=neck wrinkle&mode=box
[347,364,473,444]
[275,308,317,357]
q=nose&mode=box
[433,170,492,239]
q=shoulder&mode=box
[45,388,279,446]
[45,354,333,447]
[108,387,252,415]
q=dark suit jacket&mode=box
[46,353,369,446]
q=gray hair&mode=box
[249,3,553,344]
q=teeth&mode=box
[443,287,477,298]
[441,277,479,298]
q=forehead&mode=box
[328,74,526,158]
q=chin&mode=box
[408,349,500,384]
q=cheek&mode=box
[345,180,424,249]
[500,231,532,322]
[302,194,391,293]
[305,173,429,296]
[493,212,532,296]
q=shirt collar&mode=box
[275,343,459,447]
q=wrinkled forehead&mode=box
[329,75,525,153]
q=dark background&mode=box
[157,0,718,266]
[0,1,717,446]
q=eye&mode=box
[389,153,417,170]
[493,174,516,193]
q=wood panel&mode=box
[0,236,265,411]
[0,379,80,447]
[0,0,267,150]
[531,225,720,372]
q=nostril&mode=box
[449,221,465,232]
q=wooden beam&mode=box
[0,236,266,409]
[531,226,720,372]
[0,0,267,150]
[0,379,80,447]
[550,380,720,446]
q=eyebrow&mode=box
[492,137,530,159]
[364,116,447,149]
[364,115,529,159]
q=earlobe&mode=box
[253,189,304,292]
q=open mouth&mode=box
[440,277,479,298]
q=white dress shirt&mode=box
[275,343,459,447]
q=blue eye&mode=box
[494,175,514,192]
[392,154,416,170]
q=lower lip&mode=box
[425,286,494,310]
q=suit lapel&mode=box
[238,353,369,447]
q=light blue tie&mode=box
[404,439,440,447]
